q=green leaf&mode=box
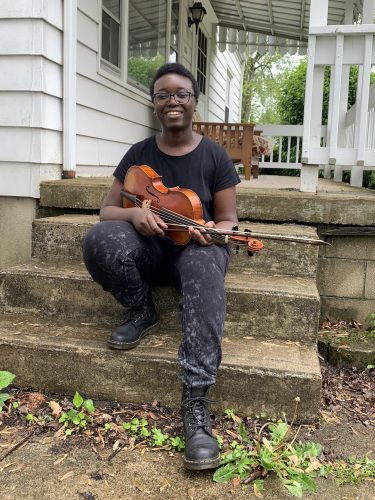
[83,399,95,413]
[269,422,289,443]
[67,408,78,419]
[260,448,275,470]
[213,463,239,483]
[367,364,375,370]
[73,392,84,408]
[140,427,150,437]
[238,422,251,443]
[299,473,317,492]
[151,427,169,446]
[284,480,303,497]
[0,393,10,407]
[0,371,15,390]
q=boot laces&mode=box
[183,397,214,432]
[128,304,152,324]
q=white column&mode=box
[63,0,77,178]
[300,0,328,192]
[351,0,374,186]
[333,0,353,182]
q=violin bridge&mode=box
[141,199,152,210]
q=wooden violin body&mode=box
[122,165,205,245]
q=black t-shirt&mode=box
[113,136,240,221]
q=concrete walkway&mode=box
[239,175,375,194]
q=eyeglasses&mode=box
[152,91,195,105]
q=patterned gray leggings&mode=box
[82,220,230,388]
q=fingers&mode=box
[133,210,167,236]
[188,221,215,246]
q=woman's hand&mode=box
[131,208,168,236]
[188,221,215,246]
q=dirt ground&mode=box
[0,360,374,500]
[0,419,374,500]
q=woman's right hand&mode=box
[130,208,168,236]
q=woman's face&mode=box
[152,73,197,132]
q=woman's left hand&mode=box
[188,221,215,246]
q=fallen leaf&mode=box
[231,476,241,487]
[159,477,171,492]
[0,462,16,472]
[187,487,195,499]
[49,400,62,417]
[9,464,25,473]
[54,453,68,465]
[58,470,74,482]
[133,480,144,492]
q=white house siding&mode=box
[207,46,242,122]
[0,0,244,193]
[76,0,158,177]
[0,1,63,198]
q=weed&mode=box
[0,371,15,411]
[321,453,375,484]
[151,426,169,446]
[121,416,184,451]
[214,401,323,497]
[123,417,150,437]
[58,391,95,436]
[366,312,375,332]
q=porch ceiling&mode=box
[209,0,362,42]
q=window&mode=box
[100,1,180,92]
[197,29,207,94]
[127,1,167,90]
[101,0,121,68]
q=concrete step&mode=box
[0,259,320,343]
[40,176,375,226]
[0,312,322,422]
[32,215,319,278]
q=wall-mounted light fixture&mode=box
[188,2,207,34]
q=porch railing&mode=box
[302,21,375,190]
[255,125,327,172]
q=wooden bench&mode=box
[193,122,258,180]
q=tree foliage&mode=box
[277,59,375,125]
[241,52,284,124]
[128,54,165,90]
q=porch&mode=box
[204,0,375,192]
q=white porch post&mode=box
[333,0,353,182]
[63,0,77,179]
[300,0,328,192]
[350,0,374,186]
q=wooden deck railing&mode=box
[193,122,255,180]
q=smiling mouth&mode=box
[165,111,183,117]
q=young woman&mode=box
[83,63,240,470]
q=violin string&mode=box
[131,197,250,246]
[132,196,228,243]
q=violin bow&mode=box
[163,223,329,246]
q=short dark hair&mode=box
[149,63,200,101]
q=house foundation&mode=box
[0,197,36,268]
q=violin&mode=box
[121,165,264,253]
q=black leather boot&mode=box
[108,295,159,350]
[182,385,220,470]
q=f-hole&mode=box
[146,185,160,204]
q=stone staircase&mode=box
[0,179,322,422]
